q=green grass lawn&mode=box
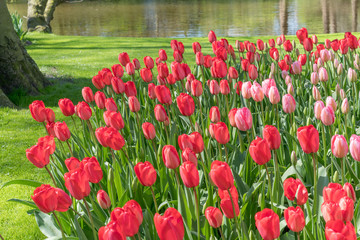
[0,31,353,239]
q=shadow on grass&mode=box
[9,76,95,108]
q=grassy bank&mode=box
[0,32,353,239]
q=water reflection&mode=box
[6,0,360,37]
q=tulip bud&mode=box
[326,96,337,111]
[333,171,339,183]
[282,94,296,113]
[287,83,294,95]
[341,98,349,114]
[331,135,348,158]
[269,86,280,105]
[97,190,111,209]
[314,101,325,120]
[313,86,321,101]
[285,75,292,85]
[311,72,319,85]
[319,67,328,82]
[209,106,221,123]
[348,68,357,82]
[321,106,335,126]
[291,151,297,165]
[337,63,343,75]
[335,84,340,96]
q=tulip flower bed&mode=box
[5,28,360,239]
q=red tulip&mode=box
[208,30,217,43]
[128,96,140,113]
[178,132,204,153]
[65,157,80,171]
[124,81,137,97]
[111,64,124,78]
[64,166,90,200]
[31,184,71,213]
[81,156,103,183]
[263,125,281,150]
[26,145,50,168]
[209,80,220,95]
[95,91,106,109]
[325,220,356,240]
[58,98,75,116]
[323,183,347,203]
[249,137,271,165]
[283,40,293,52]
[118,52,130,66]
[205,207,223,228]
[228,108,237,127]
[250,81,264,102]
[248,64,258,80]
[220,197,240,219]
[148,83,156,99]
[269,48,279,61]
[283,178,308,205]
[99,68,112,85]
[179,161,199,188]
[44,108,55,123]
[54,121,71,141]
[140,68,153,83]
[143,56,154,69]
[111,77,125,95]
[181,148,197,166]
[97,190,111,209]
[211,59,227,78]
[176,93,195,116]
[111,207,140,237]
[157,63,169,79]
[191,80,203,97]
[159,49,167,61]
[154,208,184,240]
[99,221,125,240]
[196,52,204,66]
[134,161,157,186]
[339,196,354,222]
[76,101,92,120]
[142,122,156,140]
[303,38,313,52]
[29,100,46,122]
[162,145,180,169]
[296,27,308,44]
[82,87,94,103]
[321,201,343,222]
[284,207,305,232]
[255,208,280,240]
[155,85,172,105]
[212,122,230,145]
[209,106,220,123]
[218,185,238,202]
[297,125,319,154]
[103,110,124,130]
[92,74,105,90]
[95,127,125,150]
[209,160,234,190]
[219,80,230,95]
[37,135,56,155]
[46,122,56,136]
[123,200,143,225]
[154,104,168,122]
[269,86,280,105]
[171,62,186,81]
[105,97,117,112]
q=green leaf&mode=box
[1,179,43,189]
[34,211,62,237]
[74,215,88,240]
[7,198,37,209]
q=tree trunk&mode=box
[27,0,58,32]
[0,0,49,107]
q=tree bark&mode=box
[0,0,49,107]
[27,0,58,32]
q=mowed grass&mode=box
[0,31,353,239]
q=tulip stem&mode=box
[217,142,223,161]
[53,211,66,239]
[86,120,96,143]
[66,140,74,157]
[45,165,57,187]
[260,101,265,127]
[321,123,327,169]
[312,153,318,226]
[174,169,180,186]
[188,116,195,132]
[164,123,170,144]
[0,233,4,240]
[227,189,241,239]
[224,145,229,164]
[42,121,48,135]
[84,199,97,240]
[197,98,205,134]
[341,157,345,185]
[150,186,159,213]
[193,187,200,240]
[218,227,225,240]
[296,232,300,240]
[70,116,77,130]
[264,164,273,210]
[70,207,92,226]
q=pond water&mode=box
[6,0,360,38]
